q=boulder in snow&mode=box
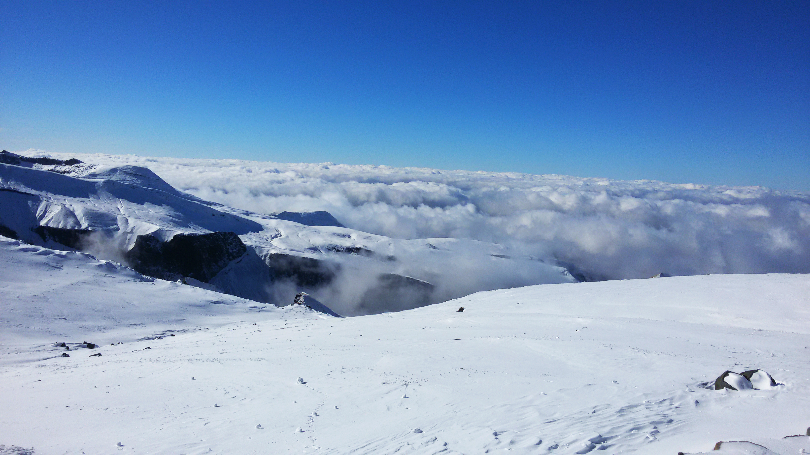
[293,292,342,318]
[741,369,777,389]
[713,370,777,391]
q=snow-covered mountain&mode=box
[22,150,809,282]
[1,235,808,454]
[0,151,574,316]
[2,151,810,453]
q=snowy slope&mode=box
[0,236,320,363]
[1,153,574,316]
[1,236,808,454]
[24,150,810,281]
[0,161,263,245]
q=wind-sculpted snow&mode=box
[36,152,810,280]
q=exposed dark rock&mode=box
[712,441,772,452]
[264,253,337,288]
[275,211,344,227]
[0,223,18,239]
[0,189,44,244]
[358,273,435,314]
[206,247,276,302]
[61,353,70,357]
[0,445,36,455]
[90,353,102,357]
[714,369,777,391]
[0,150,82,167]
[82,342,96,349]
[126,232,247,282]
[457,307,465,312]
[0,188,36,196]
[741,369,777,387]
[784,428,810,438]
[323,245,374,257]
[293,292,342,317]
[714,370,743,390]
[34,226,93,250]
[556,261,607,282]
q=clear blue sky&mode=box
[2,1,808,190]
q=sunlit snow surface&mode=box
[0,156,574,316]
[25,151,810,281]
[2,237,810,454]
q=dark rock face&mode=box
[0,223,18,239]
[275,211,344,228]
[0,150,82,168]
[0,188,42,243]
[126,232,247,282]
[714,371,739,390]
[34,226,93,250]
[323,245,374,256]
[556,261,607,283]
[264,253,338,288]
[358,273,435,314]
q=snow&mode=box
[0,157,573,316]
[747,370,777,391]
[2,236,809,454]
[1,156,575,316]
[21,150,810,281]
[723,373,754,391]
[2,151,810,453]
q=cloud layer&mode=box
[40,153,810,281]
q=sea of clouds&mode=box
[59,153,809,282]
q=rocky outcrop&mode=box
[264,253,338,288]
[322,245,374,256]
[126,232,247,282]
[555,260,607,282]
[741,369,778,388]
[713,369,778,391]
[0,150,83,168]
[0,224,18,239]
[0,188,42,243]
[293,292,342,317]
[34,226,93,250]
[358,273,435,314]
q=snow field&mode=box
[2,237,809,454]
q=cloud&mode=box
[31,152,810,282]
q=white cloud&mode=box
[28,152,810,281]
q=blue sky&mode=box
[2,1,808,190]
